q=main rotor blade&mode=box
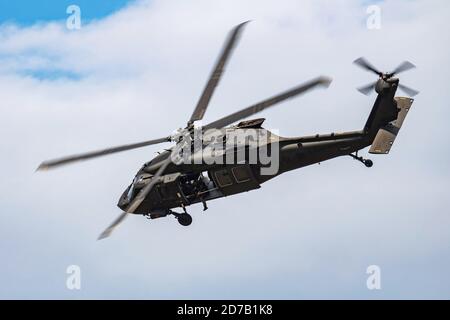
[97,211,128,240]
[97,146,178,240]
[392,61,416,75]
[125,151,174,214]
[353,57,382,76]
[37,136,171,171]
[398,83,419,97]
[357,81,377,95]
[189,21,250,124]
[204,76,332,130]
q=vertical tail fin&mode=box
[369,97,414,154]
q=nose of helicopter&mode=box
[117,186,132,210]
[117,173,153,210]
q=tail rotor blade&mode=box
[392,61,416,75]
[353,57,382,76]
[357,81,377,95]
[398,83,419,97]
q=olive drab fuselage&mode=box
[119,79,414,217]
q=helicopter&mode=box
[37,22,418,239]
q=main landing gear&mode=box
[169,210,193,226]
[349,151,373,168]
[146,209,193,226]
[177,213,193,226]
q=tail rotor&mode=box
[353,57,419,97]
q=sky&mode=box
[0,0,449,299]
[0,0,132,25]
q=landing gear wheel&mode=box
[349,152,373,168]
[364,159,373,168]
[177,213,192,226]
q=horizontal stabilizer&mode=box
[369,97,414,154]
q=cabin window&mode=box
[231,166,251,183]
[214,169,233,187]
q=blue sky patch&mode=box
[0,0,135,26]
[21,69,83,81]
[0,1,137,81]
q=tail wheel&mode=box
[364,159,373,168]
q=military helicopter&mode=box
[37,22,418,239]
